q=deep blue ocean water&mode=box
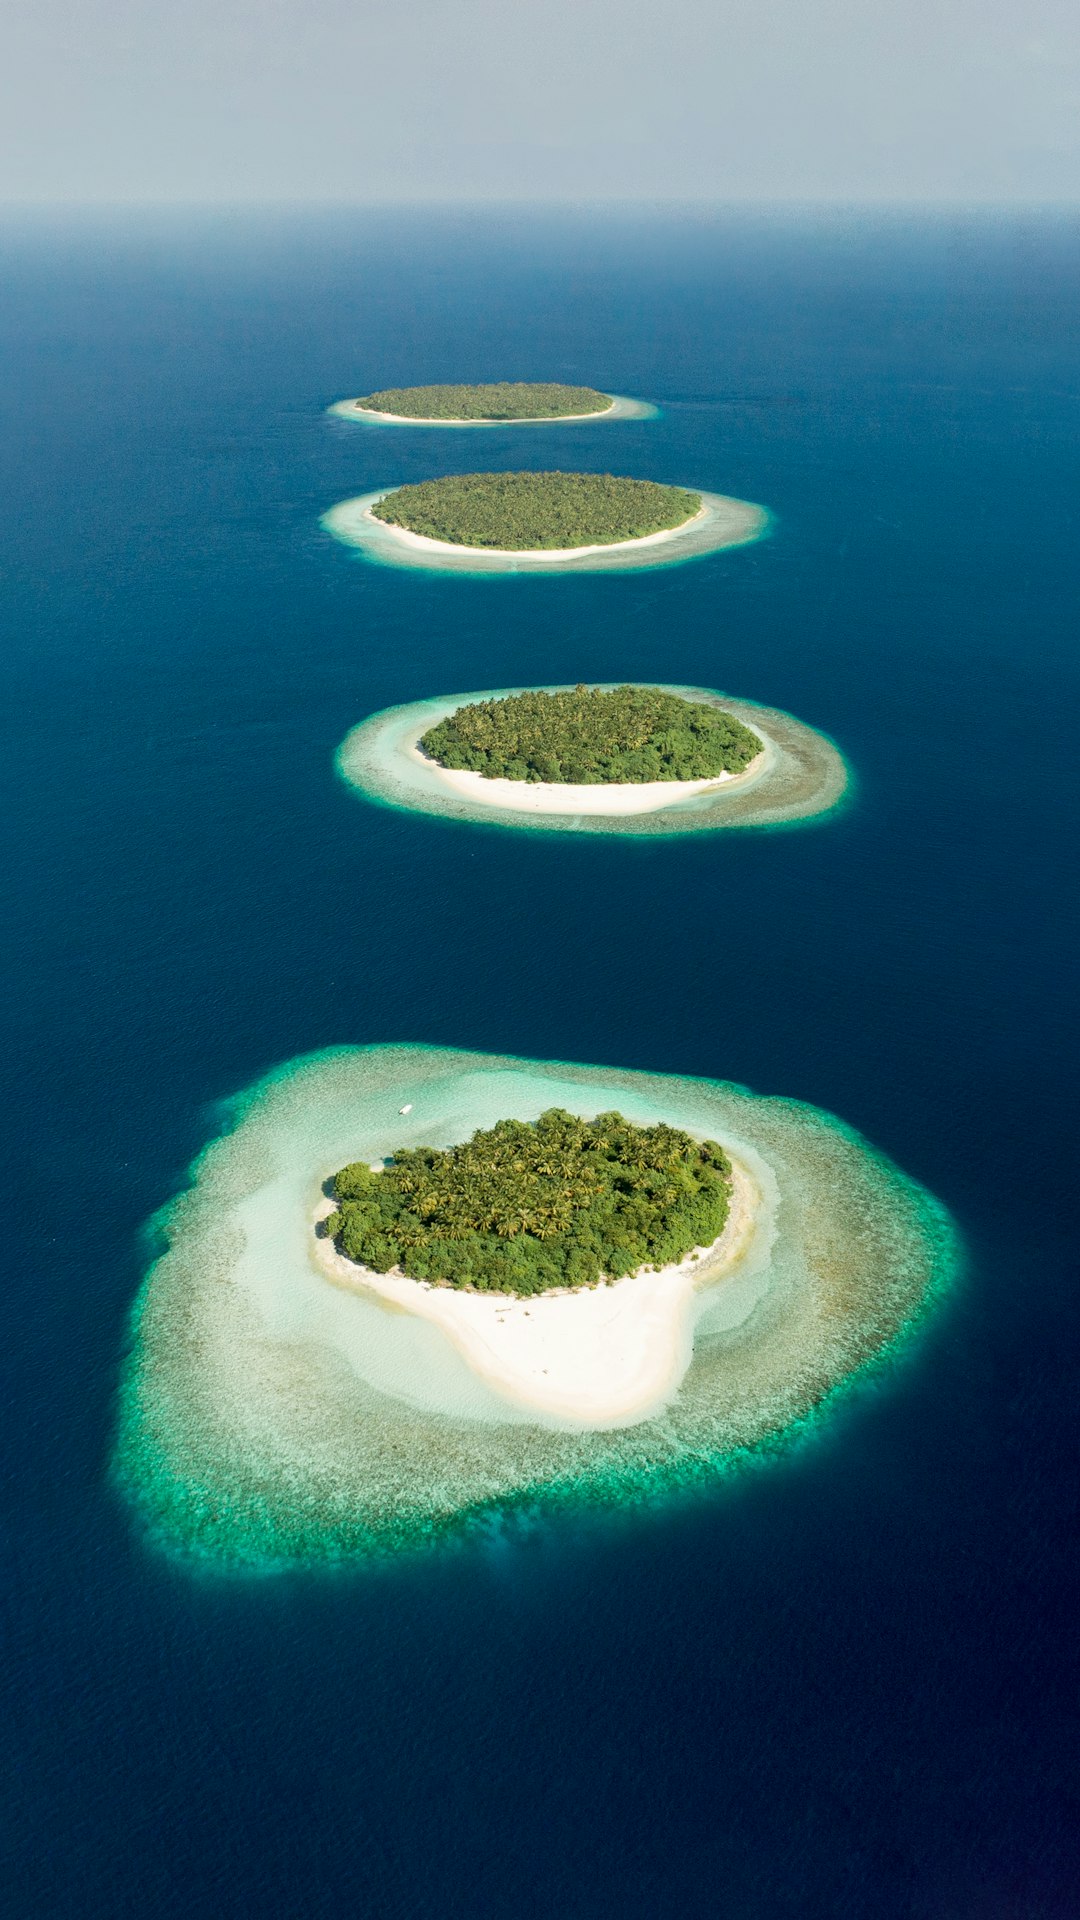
[2,208,1078,1916]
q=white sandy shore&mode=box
[312,1157,760,1425]
[328,393,655,427]
[363,499,709,563]
[408,738,766,816]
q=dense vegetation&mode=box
[371,471,701,550]
[324,1108,732,1295]
[354,383,613,421]
[421,685,762,784]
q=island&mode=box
[313,1107,755,1424]
[336,683,849,834]
[352,382,615,422]
[322,478,767,573]
[419,684,762,785]
[114,1044,955,1570]
[324,1108,734,1291]
[328,386,658,429]
[370,471,701,551]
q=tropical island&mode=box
[322,479,765,573]
[325,1107,733,1293]
[420,684,762,785]
[336,683,849,833]
[352,382,614,422]
[370,471,702,551]
[115,1042,955,1568]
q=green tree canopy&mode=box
[371,471,701,550]
[324,1108,732,1295]
[354,383,613,421]
[421,685,762,785]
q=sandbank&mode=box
[337,684,848,835]
[312,1156,759,1426]
[327,393,656,427]
[414,755,754,816]
[114,1045,957,1570]
[321,488,767,575]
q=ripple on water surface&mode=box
[114,1046,957,1571]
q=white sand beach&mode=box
[408,739,766,816]
[312,1157,760,1426]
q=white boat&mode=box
[399,1103,413,1115]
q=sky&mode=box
[1,0,1078,203]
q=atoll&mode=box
[328,388,658,428]
[335,685,848,836]
[114,1045,955,1570]
[321,486,766,574]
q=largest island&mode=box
[114,1044,956,1570]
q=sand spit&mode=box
[321,488,767,575]
[312,1157,760,1426]
[114,1046,957,1570]
[327,393,656,427]
[336,685,848,836]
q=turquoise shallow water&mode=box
[2,207,1079,1914]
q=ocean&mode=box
[2,207,1077,1915]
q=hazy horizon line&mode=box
[0,195,1076,213]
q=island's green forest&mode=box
[354,382,613,420]
[421,685,762,784]
[324,1108,732,1294]
[371,471,701,550]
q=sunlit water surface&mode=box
[2,208,1078,1916]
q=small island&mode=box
[328,386,659,430]
[115,1042,955,1569]
[336,683,851,833]
[353,382,615,422]
[325,1107,733,1293]
[420,684,762,785]
[322,480,765,573]
[370,471,702,552]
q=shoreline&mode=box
[311,1156,761,1426]
[327,393,656,428]
[321,488,768,574]
[407,735,766,816]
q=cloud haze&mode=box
[2,0,1078,201]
